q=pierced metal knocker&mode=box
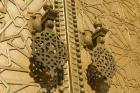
[83,22,116,93]
[29,4,67,93]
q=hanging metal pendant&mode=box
[87,44,116,93]
[29,5,67,93]
[84,23,117,93]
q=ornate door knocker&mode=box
[82,22,117,93]
[29,4,67,93]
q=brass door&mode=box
[0,0,140,93]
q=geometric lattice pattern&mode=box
[87,43,116,93]
[0,0,51,93]
[30,28,67,92]
[91,44,116,79]
[77,0,140,93]
[0,0,140,93]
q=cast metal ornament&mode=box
[84,23,117,93]
[29,5,67,93]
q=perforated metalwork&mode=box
[30,28,67,92]
[87,43,116,93]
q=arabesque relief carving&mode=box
[0,0,140,93]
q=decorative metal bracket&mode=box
[28,4,58,34]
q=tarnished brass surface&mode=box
[0,0,140,93]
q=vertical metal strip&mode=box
[63,0,85,93]
[54,0,71,93]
